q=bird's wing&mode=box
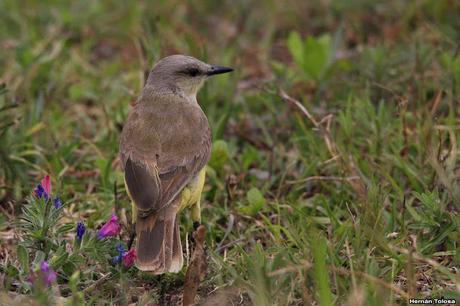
[120,94,211,215]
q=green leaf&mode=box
[287,31,304,67]
[243,187,266,216]
[17,244,29,273]
[303,35,331,80]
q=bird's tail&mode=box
[135,201,183,274]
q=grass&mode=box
[1,0,459,305]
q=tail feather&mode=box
[169,216,184,273]
[162,214,175,271]
[136,214,165,272]
[135,202,182,274]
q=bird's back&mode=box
[119,88,211,212]
[120,90,211,171]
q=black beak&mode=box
[206,65,234,76]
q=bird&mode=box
[119,55,233,274]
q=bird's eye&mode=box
[186,68,200,77]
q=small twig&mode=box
[215,237,245,253]
[279,90,320,126]
[216,214,235,251]
[430,90,443,115]
[279,89,339,159]
[267,260,312,277]
[83,273,112,294]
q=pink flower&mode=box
[41,175,51,195]
[122,248,136,268]
[34,175,51,201]
[97,214,121,239]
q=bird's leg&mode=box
[191,168,205,232]
[191,200,201,229]
[191,201,207,266]
[189,201,202,245]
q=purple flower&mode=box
[112,255,122,265]
[112,243,125,264]
[53,197,62,209]
[40,261,57,286]
[122,249,136,268]
[34,184,48,201]
[97,214,121,239]
[116,243,126,253]
[76,221,86,240]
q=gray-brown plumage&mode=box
[120,55,233,273]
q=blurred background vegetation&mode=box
[0,0,459,305]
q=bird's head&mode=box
[146,55,233,99]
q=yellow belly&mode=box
[127,167,206,223]
[179,167,206,211]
